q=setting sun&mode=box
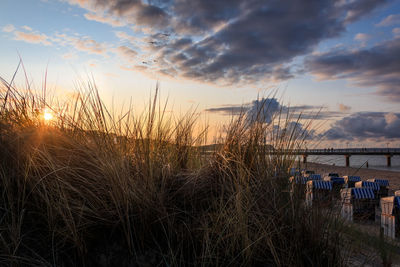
[43,110,53,121]
[1,0,400,265]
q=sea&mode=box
[304,155,400,172]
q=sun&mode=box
[43,109,53,121]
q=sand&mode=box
[303,162,400,192]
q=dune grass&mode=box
[0,72,352,266]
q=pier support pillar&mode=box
[302,155,307,164]
[386,155,391,167]
[345,155,351,167]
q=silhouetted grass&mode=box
[0,71,359,266]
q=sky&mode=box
[1,0,400,147]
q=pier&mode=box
[293,148,400,167]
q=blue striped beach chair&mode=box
[324,176,345,198]
[367,178,389,198]
[309,174,322,180]
[341,187,375,221]
[355,181,382,207]
[306,180,333,206]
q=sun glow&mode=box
[43,109,53,121]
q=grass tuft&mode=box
[0,72,355,266]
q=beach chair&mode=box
[306,180,333,207]
[343,175,361,188]
[340,188,375,222]
[381,196,400,239]
[355,181,381,221]
[302,170,315,177]
[326,172,339,178]
[309,174,322,180]
[323,176,345,199]
[355,181,380,200]
[367,178,389,198]
[289,176,309,198]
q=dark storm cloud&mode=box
[166,0,388,83]
[69,0,388,83]
[306,38,400,101]
[323,112,400,140]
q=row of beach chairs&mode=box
[289,168,399,239]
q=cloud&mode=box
[22,25,32,31]
[65,0,386,84]
[246,98,282,124]
[205,98,283,122]
[67,0,169,29]
[306,38,400,101]
[53,32,110,56]
[114,45,137,62]
[2,24,15,32]
[343,0,387,23]
[205,98,341,121]
[393,27,400,38]
[14,31,52,46]
[205,97,316,139]
[354,33,371,46]
[204,105,247,116]
[61,36,108,55]
[115,31,136,43]
[338,103,351,112]
[283,121,316,140]
[3,24,111,59]
[323,112,400,140]
[2,24,51,46]
[171,0,346,84]
[376,14,400,27]
[84,12,126,27]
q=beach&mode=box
[304,162,400,192]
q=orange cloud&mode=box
[84,13,126,27]
[72,38,107,55]
[14,31,51,46]
[115,31,137,44]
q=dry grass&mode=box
[0,71,350,266]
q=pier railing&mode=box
[293,148,400,154]
[199,147,399,166]
[290,148,400,167]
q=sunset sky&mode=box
[1,0,400,147]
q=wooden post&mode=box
[345,155,350,167]
[386,155,391,167]
[302,155,307,164]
